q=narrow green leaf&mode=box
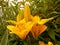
[56,34,60,37]
[48,30,56,41]
[0,30,8,45]
[56,17,60,24]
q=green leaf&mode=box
[56,33,60,37]
[48,30,56,41]
[0,30,8,45]
[56,17,60,24]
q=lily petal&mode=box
[7,25,20,33]
[17,19,26,25]
[38,17,54,25]
[31,24,47,39]
[17,13,22,22]
[24,4,31,21]
[32,15,41,23]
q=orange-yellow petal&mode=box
[7,25,20,33]
[31,24,47,39]
[38,17,54,25]
[16,13,22,22]
[17,19,26,25]
[24,4,31,21]
[32,15,41,23]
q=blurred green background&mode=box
[0,0,60,45]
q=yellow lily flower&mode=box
[7,4,54,40]
[31,15,54,39]
[7,4,34,40]
[23,4,54,39]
